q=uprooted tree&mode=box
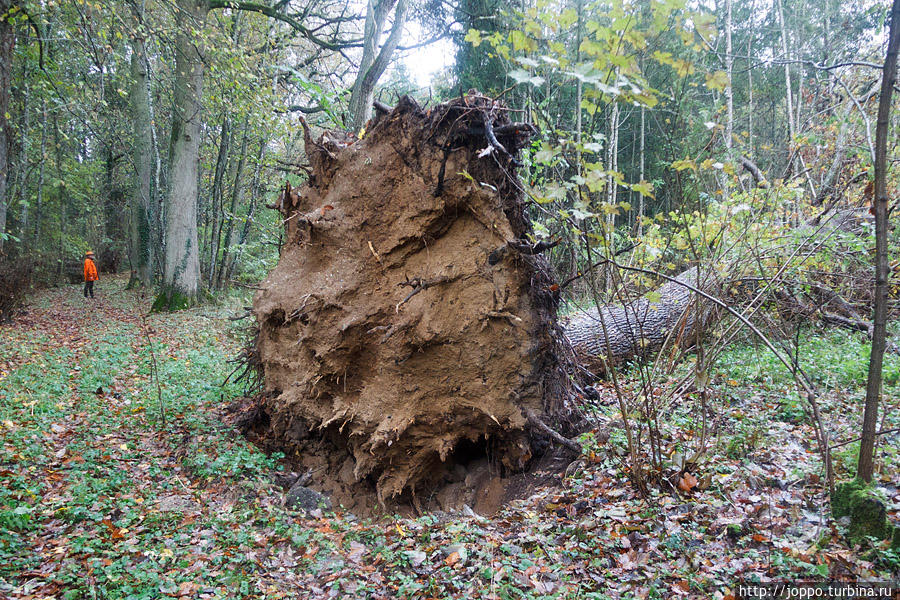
[251,95,580,505]
[247,95,876,509]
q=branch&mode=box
[278,104,325,114]
[13,5,45,70]
[739,155,769,188]
[373,99,392,114]
[522,407,582,454]
[359,0,408,91]
[208,0,362,51]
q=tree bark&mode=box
[0,0,15,251]
[128,34,155,288]
[724,0,733,151]
[154,0,206,310]
[858,0,900,483]
[347,0,408,131]
[638,105,644,237]
[216,123,248,289]
[34,98,45,241]
[17,69,28,239]
[775,0,796,146]
[224,137,265,283]
[205,116,231,284]
[565,268,708,372]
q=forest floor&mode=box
[0,277,897,599]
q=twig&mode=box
[141,314,166,428]
[829,427,900,450]
[229,280,265,290]
[559,243,640,289]
[395,275,454,312]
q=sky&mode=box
[400,22,457,87]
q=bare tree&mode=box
[775,0,796,143]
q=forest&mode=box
[0,0,899,598]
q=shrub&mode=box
[0,254,32,323]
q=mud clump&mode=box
[252,94,578,509]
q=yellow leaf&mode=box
[671,159,696,172]
[705,70,730,92]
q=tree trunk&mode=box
[605,98,619,289]
[638,105,644,237]
[17,70,28,240]
[224,137,265,283]
[128,34,155,288]
[34,98,45,242]
[574,0,583,174]
[0,0,15,251]
[205,116,231,284]
[747,10,753,157]
[154,0,206,310]
[347,0,408,131]
[724,0,733,151]
[565,268,709,372]
[858,0,900,483]
[216,123,248,289]
[775,0,796,145]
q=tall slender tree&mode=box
[0,0,16,250]
[347,0,409,131]
[858,0,900,483]
[128,30,155,289]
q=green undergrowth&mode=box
[0,283,292,598]
[2,283,898,599]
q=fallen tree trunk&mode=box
[252,95,579,505]
[564,268,711,372]
[564,267,876,373]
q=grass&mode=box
[1,280,897,599]
[0,281,292,598]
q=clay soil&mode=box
[248,95,580,513]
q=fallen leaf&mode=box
[678,472,699,492]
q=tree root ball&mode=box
[252,94,578,504]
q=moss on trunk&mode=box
[832,478,895,544]
[151,287,195,312]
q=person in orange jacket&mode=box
[83,251,99,298]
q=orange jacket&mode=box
[84,258,98,282]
